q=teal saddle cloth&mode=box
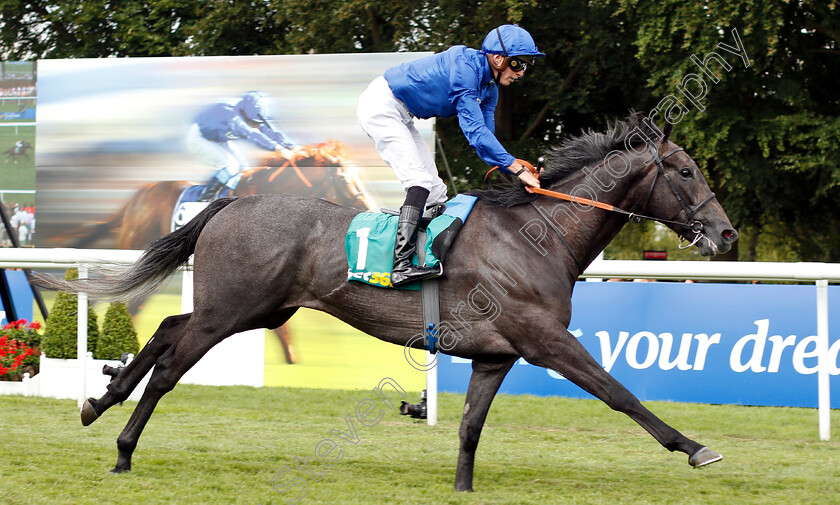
[345,194,478,289]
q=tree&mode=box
[606,0,840,261]
[2,0,838,261]
[40,268,99,359]
[0,1,200,58]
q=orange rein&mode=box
[485,159,618,212]
[268,157,313,187]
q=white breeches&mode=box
[357,76,448,205]
[186,123,244,189]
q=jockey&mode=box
[358,24,544,287]
[188,91,301,202]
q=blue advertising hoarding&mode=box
[438,282,840,408]
[0,270,34,325]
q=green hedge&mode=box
[94,302,139,360]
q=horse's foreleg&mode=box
[455,357,517,492]
[523,327,721,467]
[82,314,190,426]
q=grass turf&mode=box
[21,293,840,503]
[2,385,840,504]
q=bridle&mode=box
[638,142,717,249]
[488,141,720,270]
[508,144,716,235]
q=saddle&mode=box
[345,194,478,289]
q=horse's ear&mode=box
[662,121,673,144]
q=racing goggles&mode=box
[507,56,534,73]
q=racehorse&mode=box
[4,140,32,164]
[31,114,738,491]
[58,141,374,364]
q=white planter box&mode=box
[180,329,265,387]
[38,353,151,402]
[0,372,40,396]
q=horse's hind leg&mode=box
[81,314,190,426]
[111,327,224,473]
[523,326,721,468]
[111,308,298,474]
[455,357,517,492]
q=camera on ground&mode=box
[101,352,135,382]
[399,389,427,419]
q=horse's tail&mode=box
[30,197,237,301]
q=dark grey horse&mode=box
[31,114,738,491]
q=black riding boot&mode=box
[198,180,225,202]
[390,204,441,287]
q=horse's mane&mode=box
[469,112,662,207]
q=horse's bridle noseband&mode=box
[638,142,717,247]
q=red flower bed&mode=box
[0,319,41,381]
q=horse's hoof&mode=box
[109,467,130,475]
[80,398,100,426]
[689,446,723,468]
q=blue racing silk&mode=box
[384,46,516,171]
[195,102,295,151]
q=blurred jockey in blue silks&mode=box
[358,24,544,286]
[187,91,301,202]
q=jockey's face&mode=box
[488,54,525,86]
[498,64,525,86]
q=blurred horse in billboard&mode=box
[60,141,375,363]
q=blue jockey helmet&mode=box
[238,91,270,124]
[482,24,545,58]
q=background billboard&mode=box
[35,53,433,249]
[31,54,436,392]
[439,281,840,408]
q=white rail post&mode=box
[817,279,830,441]
[77,264,89,409]
[426,351,438,426]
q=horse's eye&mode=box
[679,167,693,179]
